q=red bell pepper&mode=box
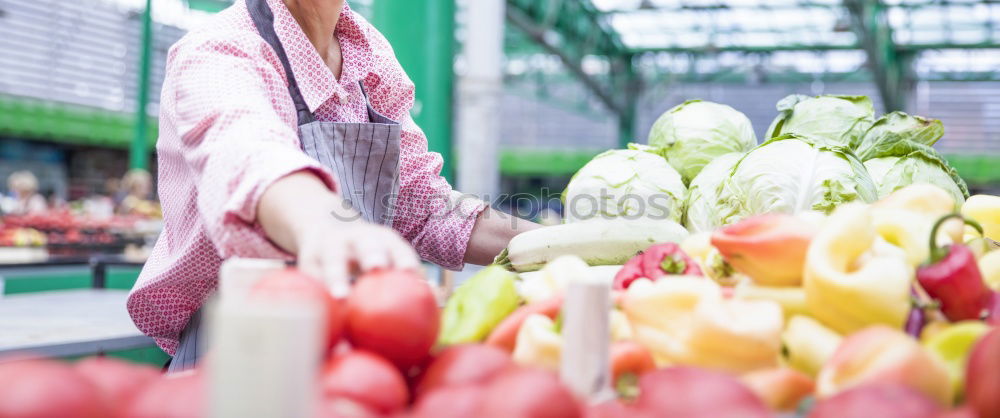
[613,243,702,290]
[916,214,994,322]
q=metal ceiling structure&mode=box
[503,0,1000,127]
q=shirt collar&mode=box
[265,0,374,112]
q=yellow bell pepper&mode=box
[876,183,959,214]
[517,255,620,304]
[872,184,962,266]
[733,282,810,319]
[622,277,783,374]
[804,204,914,334]
[609,309,633,342]
[962,194,1000,241]
[781,315,842,378]
[512,314,563,371]
[510,309,636,371]
[979,250,1000,291]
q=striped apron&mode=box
[167,0,402,372]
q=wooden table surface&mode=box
[0,289,154,357]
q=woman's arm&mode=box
[463,207,541,265]
[165,33,416,292]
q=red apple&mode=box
[742,367,815,412]
[809,383,943,418]
[965,328,1000,418]
[817,326,952,406]
[634,367,770,418]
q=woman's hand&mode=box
[257,172,418,296]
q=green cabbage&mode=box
[438,265,521,345]
[862,140,968,205]
[716,134,878,225]
[855,111,944,160]
[647,100,757,184]
[766,95,875,148]
[684,153,744,233]
[564,148,687,223]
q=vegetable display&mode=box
[3,92,997,418]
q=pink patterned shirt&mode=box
[128,0,485,355]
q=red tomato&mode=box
[485,296,562,353]
[411,385,486,418]
[610,341,656,384]
[415,344,512,398]
[0,359,106,418]
[249,268,346,355]
[321,350,409,415]
[809,384,943,418]
[634,367,770,418]
[346,270,440,370]
[74,357,160,417]
[125,370,205,418]
[478,368,583,418]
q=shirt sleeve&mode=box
[163,32,338,260]
[362,35,486,270]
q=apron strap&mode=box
[358,81,397,125]
[246,0,315,126]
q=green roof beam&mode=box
[845,0,910,112]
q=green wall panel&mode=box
[3,274,92,295]
[2,266,142,294]
[371,0,455,181]
[0,95,157,149]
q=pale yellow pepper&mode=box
[511,309,635,371]
[804,204,914,334]
[872,184,962,266]
[962,194,1000,241]
[733,282,810,320]
[978,250,1000,291]
[623,277,783,374]
[781,315,842,378]
[512,314,562,371]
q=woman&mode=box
[129,0,537,370]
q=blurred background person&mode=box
[2,171,48,215]
[118,169,161,218]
